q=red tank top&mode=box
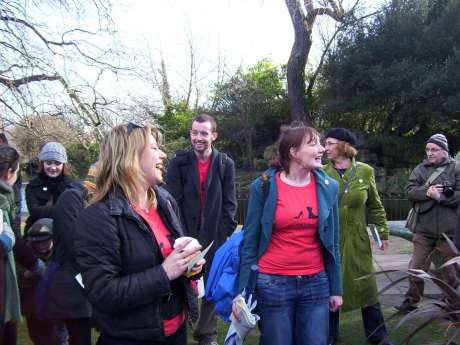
[258,172,325,275]
[132,204,186,336]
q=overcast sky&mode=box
[107,0,386,107]
[113,0,294,68]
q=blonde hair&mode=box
[92,124,163,208]
[335,141,358,159]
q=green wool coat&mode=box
[0,179,21,323]
[324,160,389,311]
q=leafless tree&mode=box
[12,114,84,159]
[0,0,132,140]
[131,28,229,120]
[284,0,361,122]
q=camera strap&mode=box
[412,166,447,213]
[423,166,447,187]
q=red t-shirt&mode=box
[258,172,325,275]
[198,157,212,211]
[132,204,185,337]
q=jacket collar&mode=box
[29,174,74,187]
[106,186,185,237]
[422,156,453,167]
[261,167,336,238]
[263,167,336,207]
[0,179,13,196]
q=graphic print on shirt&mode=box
[293,207,318,220]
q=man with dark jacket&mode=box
[21,218,67,345]
[396,134,460,312]
[166,114,237,345]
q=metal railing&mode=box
[235,198,410,224]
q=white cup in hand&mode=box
[174,237,201,253]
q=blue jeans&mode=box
[256,271,330,345]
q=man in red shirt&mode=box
[166,114,237,345]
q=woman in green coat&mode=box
[0,146,22,345]
[323,128,392,345]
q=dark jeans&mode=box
[256,271,330,345]
[329,303,389,343]
[96,322,187,345]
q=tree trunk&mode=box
[285,0,314,124]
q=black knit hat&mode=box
[427,133,449,152]
[325,128,357,146]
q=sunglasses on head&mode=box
[127,122,143,136]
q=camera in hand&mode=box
[442,181,455,197]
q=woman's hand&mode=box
[184,250,206,277]
[161,238,201,280]
[189,257,206,276]
[231,295,243,322]
[329,295,343,312]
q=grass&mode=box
[16,307,452,345]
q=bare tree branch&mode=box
[0,0,132,138]
[285,0,362,122]
[0,74,63,88]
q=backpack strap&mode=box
[261,172,270,202]
[218,152,228,182]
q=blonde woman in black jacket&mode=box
[74,124,204,345]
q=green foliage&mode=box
[163,136,189,161]
[369,235,460,344]
[213,59,289,168]
[156,100,194,142]
[67,142,99,179]
[366,134,426,168]
[320,0,460,157]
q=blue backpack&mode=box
[205,173,270,322]
[205,231,244,322]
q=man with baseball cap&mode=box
[395,134,460,312]
[21,218,68,345]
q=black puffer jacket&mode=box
[25,173,81,232]
[74,186,198,344]
[45,188,92,319]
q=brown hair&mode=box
[38,162,71,176]
[334,141,358,159]
[0,146,20,180]
[271,122,321,173]
[92,124,163,208]
[193,114,217,132]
